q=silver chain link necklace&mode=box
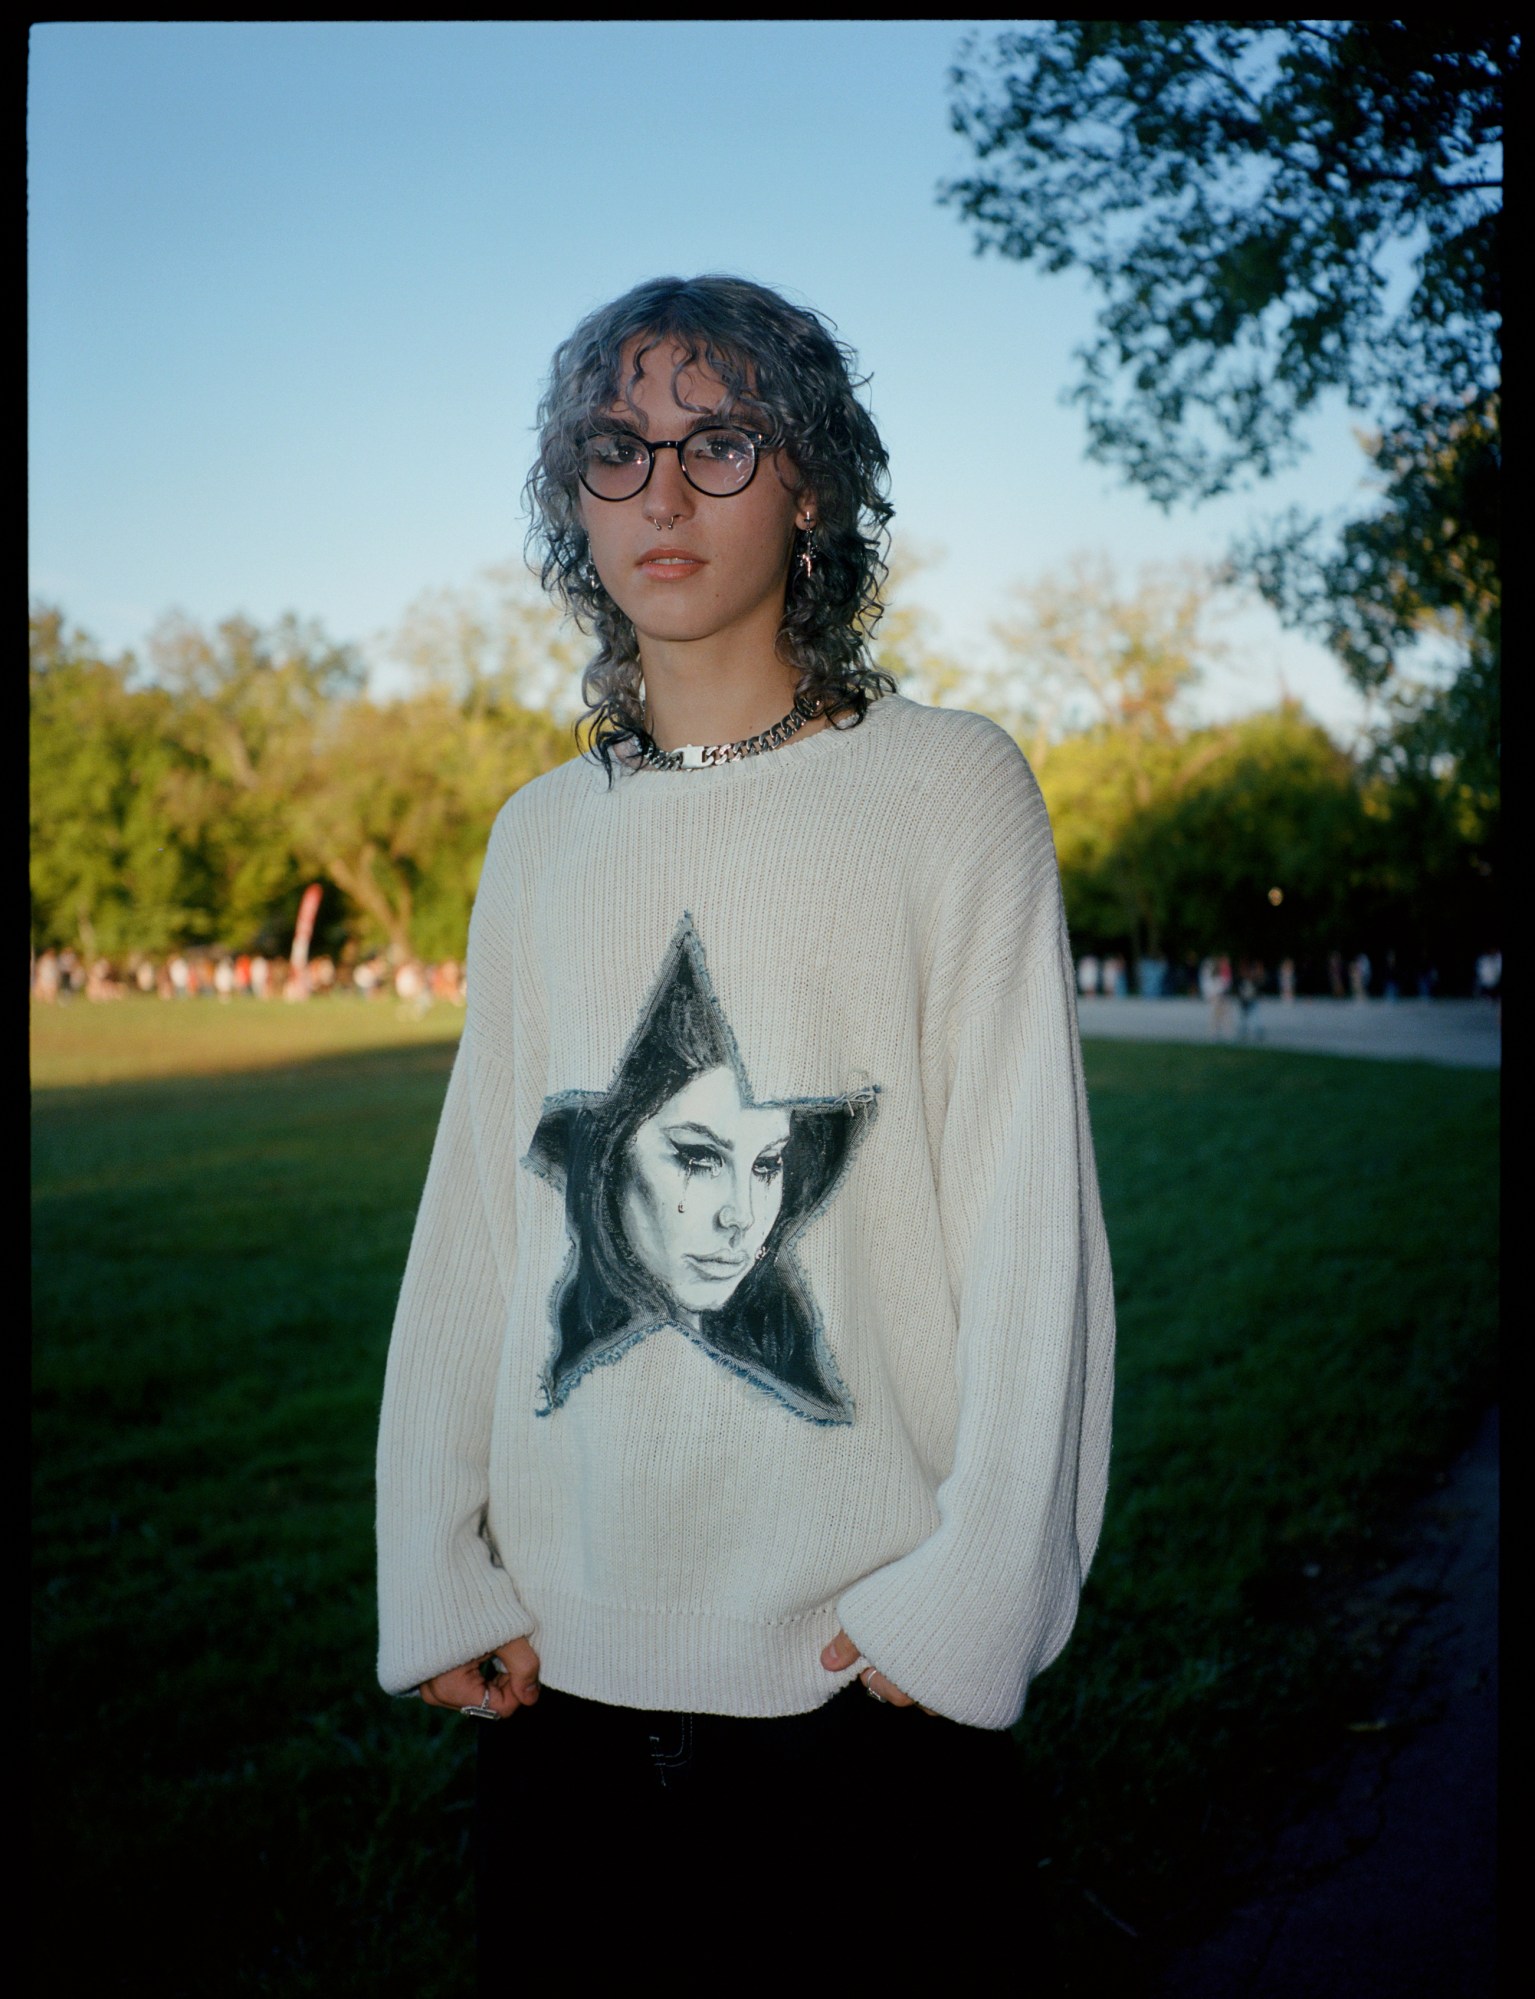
[633,692,822,771]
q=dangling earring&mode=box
[798,520,816,580]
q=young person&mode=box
[375,274,1114,1960]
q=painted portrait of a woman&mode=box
[524,917,874,1423]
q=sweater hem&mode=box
[525,1587,863,1717]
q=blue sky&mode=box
[29,20,1378,736]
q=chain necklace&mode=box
[633,692,822,771]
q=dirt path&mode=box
[1150,1405,1498,1997]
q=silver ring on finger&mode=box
[862,1669,888,1705]
[460,1676,500,1721]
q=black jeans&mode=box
[475,1682,1055,1980]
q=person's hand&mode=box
[420,1636,541,1718]
[820,1628,920,1708]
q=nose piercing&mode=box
[652,511,679,530]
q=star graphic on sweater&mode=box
[523,915,877,1423]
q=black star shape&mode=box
[523,915,877,1424]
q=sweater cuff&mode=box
[376,1558,536,1697]
[836,1527,1081,1731]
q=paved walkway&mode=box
[1151,1406,1498,1997]
[1076,996,1500,1068]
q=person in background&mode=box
[1236,959,1263,1041]
[1384,949,1400,1002]
[393,959,427,1015]
[1474,951,1501,1001]
[33,950,61,1003]
[1200,953,1233,1039]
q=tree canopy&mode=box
[941,21,1506,806]
[30,547,1497,990]
[903,549,1496,984]
[29,593,574,968]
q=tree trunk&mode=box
[322,845,414,963]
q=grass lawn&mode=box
[31,1000,1498,1993]
[28,986,464,1087]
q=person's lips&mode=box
[685,1251,747,1278]
[636,546,705,578]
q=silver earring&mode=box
[798,523,816,579]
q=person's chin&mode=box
[627,607,730,646]
[672,1268,749,1314]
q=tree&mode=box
[29,608,208,958]
[985,553,1220,764]
[31,594,578,968]
[384,561,589,722]
[288,690,570,964]
[144,611,365,947]
[942,21,1506,789]
[1239,392,1500,808]
[1041,704,1406,975]
[866,541,971,709]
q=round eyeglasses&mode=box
[577,425,765,503]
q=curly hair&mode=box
[522,274,896,777]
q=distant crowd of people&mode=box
[1075,947,1501,1037]
[32,939,1502,1025]
[30,946,466,1011]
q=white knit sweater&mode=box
[375,694,1114,1729]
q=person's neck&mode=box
[638,633,813,753]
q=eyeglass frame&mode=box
[575,422,772,503]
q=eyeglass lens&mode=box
[579,428,757,501]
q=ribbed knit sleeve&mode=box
[374,1026,535,1695]
[836,732,1115,1729]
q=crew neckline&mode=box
[605,691,911,793]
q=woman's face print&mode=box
[524,916,875,1421]
[621,1063,790,1319]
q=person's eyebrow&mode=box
[665,1120,733,1151]
[597,410,744,439]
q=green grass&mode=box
[29,987,464,1087]
[32,1002,1498,1993]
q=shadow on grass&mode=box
[32,1037,1498,1995]
[34,1039,472,1998]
